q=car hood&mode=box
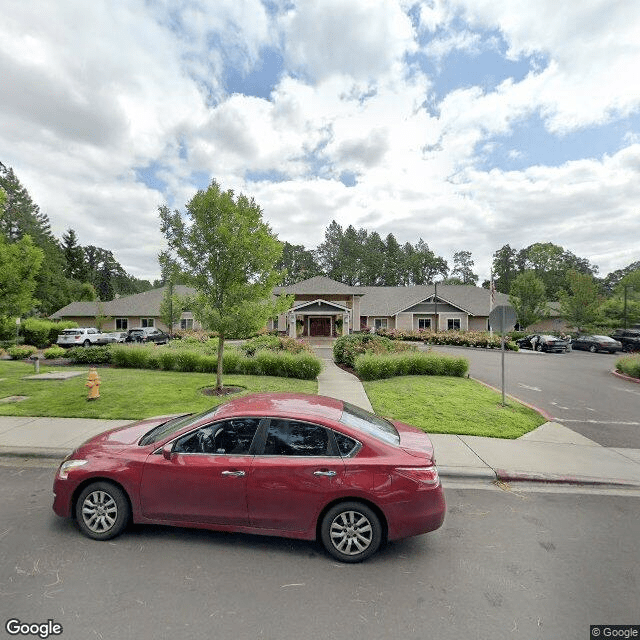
[77,415,180,450]
[392,420,435,463]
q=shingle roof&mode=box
[51,285,196,319]
[275,276,362,296]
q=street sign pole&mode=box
[501,305,506,406]
[489,305,517,408]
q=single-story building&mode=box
[272,276,512,338]
[51,277,513,338]
[50,285,200,333]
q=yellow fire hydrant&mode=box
[86,368,101,400]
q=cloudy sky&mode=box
[2,0,639,283]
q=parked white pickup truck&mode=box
[56,328,125,348]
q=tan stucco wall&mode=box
[469,317,488,331]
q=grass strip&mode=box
[0,362,316,420]
[363,375,545,439]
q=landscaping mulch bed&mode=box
[200,386,245,397]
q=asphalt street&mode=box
[431,346,640,449]
[1,462,639,640]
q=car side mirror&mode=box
[162,443,174,460]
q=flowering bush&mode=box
[424,331,518,351]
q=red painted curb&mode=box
[611,369,640,384]
[496,470,640,487]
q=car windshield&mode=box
[339,402,400,446]
[139,406,222,446]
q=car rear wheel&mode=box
[83,340,91,347]
[76,482,130,541]
[589,345,597,353]
[536,344,543,352]
[320,502,382,563]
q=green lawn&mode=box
[0,361,316,420]
[364,376,545,439]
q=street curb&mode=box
[0,446,68,460]
[438,467,497,481]
[611,369,640,384]
[495,469,640,488]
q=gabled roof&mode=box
[275,276,362,296]
[51,285,196,319]
[290,298,351,313]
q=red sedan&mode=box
[53,393,445,562]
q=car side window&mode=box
[174,418,260,455]
[263,419,331,456]
[334,432,359,457]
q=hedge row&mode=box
[616,354,640,379]
[21,319,78,349]
[425,330,519,350]
[240,335,313,356]
[66,344,322,380]
[333,334,417,368]
[355,352,469,381]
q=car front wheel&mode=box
[536,344,543,352]
[589,345,597,353]
[76,482,130,541]
[320,502,382,563]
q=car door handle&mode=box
[313,470,336,477]
[221,470,245,477]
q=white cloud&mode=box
[281,0,416,81]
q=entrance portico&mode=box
[286,299,351,338]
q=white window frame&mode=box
[180,318,194,330]
[374,318,388,331]
[115,318,128,330]
[447,318,461,331]
[141,318,155,328]
[418,318,431,330]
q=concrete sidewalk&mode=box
[1,346,639,488]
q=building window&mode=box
[374,318,388,331]
[180,318,194,330]
[115,318,128,330]
[418,318,431,330]
[141,318,154,328]
[447,318,461,331]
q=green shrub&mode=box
[241,335,312,356]
[110,345,150,369]
[21,319,78,348]
[43,345,66,359]
[196,355,218,374]
[67,345,113,365]
[7,344,38,360]
[333,333,416,368]
[174,351,201,372]
[616,355,640,379]
[157,350,178,371]
[354,352,469,381]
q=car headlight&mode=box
[58,459,88,479]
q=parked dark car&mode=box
[611,329,640,353]
[516,334,569,353]
[52,393,446,563]
[571,335,622,354]
[125,327,169,344]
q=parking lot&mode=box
[430,345,640,448]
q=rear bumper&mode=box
[385,484,446,541]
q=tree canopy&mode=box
[509,271,548,329]
[159,180,291,390]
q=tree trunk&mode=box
[216,334,224,391]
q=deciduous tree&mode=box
[509,270,547,329]
[159,181,291,390]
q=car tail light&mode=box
[395,466,440,486]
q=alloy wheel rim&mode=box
[329,510,373,556]
[82,490,118,533]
